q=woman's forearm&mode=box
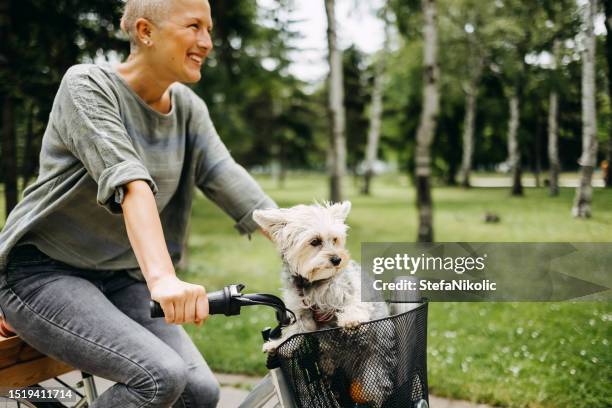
[121,180,175,286]
[120,180,208,326]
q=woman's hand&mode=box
[149,275,209,326]
[0,318,16,337]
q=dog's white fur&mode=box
[254,201,393,407]
[253,202,387,337]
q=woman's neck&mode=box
[115,55,173,114]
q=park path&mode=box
[43,370,496,407]
[469,175,604,188]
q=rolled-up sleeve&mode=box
[58,66,157,213]
[191,97,276,235]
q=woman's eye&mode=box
[189,24,199,30]
[310,238,322,247]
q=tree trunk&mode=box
[507,93,523,196]
[548,41,561,196]
[573,0,598,218]
[548,89,560,195]
[534,114,542,188]
[1,96,18,215]
[603,0,612,187]
[362,63,384,195]
[362,9,390,195]
[325,0,346,203]
[460,81,477,187]
[415,0,439,243]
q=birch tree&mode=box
[548,40,561,196]
[459,56,484,187]
[325,0,347,202]
[415,0,440,242]
[506,90,523,196]
[572,0,598,217]
[363,8,391,195]
[604,0,612,187]
[493,0,543,196]
[443,0,497,187]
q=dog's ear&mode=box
[253,208,287,237]
[329,201,351,222]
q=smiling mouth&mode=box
[188,54,203,65]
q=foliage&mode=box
[0,0,126,184]
[380,0,608,185]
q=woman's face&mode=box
[149,0,213,83]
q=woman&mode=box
[0,0,275,406]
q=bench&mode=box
[0,335,73,387]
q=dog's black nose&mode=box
[330,255,341,266]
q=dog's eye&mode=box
[310,238,322,247]
[333,238,338,245]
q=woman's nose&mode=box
[197,31,213,53]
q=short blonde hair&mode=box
[120,0,173,50]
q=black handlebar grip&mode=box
[150,300,165,318]
[150,289,227,319]
[207,289,227,315]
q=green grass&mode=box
[1,175,611,407]
[180,174,611,408]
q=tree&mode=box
[573,0,599,217]
[343,46,370,172]
[325,0,347,202]
[539,0,582,196]
[506,88,523,195]
[415,0,440,242]
[548,40,562,196]
[0,0,125,217]
[448,1,491,187]
[488,0,545,196]
[363,7,391,195]
[603,0,612,187]
[0,0,18,216]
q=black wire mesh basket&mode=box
[275,303,428,408]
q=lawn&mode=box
[180,174,611,408]
[1,174,610,407]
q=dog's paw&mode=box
[337,309,372,330]
[262,338,282,354]
[337,315,363,329]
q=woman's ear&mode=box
[135,18,154,46]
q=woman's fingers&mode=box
[195,291,209,325]
[163,301,175,324]
[151,277,208,325]
[184,291,197,324]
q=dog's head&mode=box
[253,201,352,282]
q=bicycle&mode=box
[1,283,429,408]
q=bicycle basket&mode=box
[275,303,428,408]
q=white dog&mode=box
[253,201,394,407]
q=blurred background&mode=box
[0,0,611,407]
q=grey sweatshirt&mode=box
[0,64,276,280]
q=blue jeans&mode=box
[0,245,220,408]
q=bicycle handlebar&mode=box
[149,284,295,338]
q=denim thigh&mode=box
[0,251,191,407]
[106,279,220,408]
